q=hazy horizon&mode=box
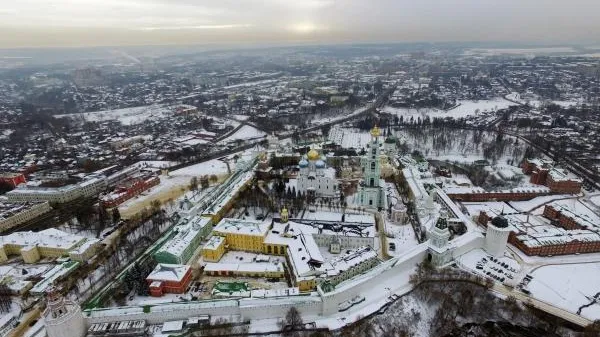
[1,0,600,48]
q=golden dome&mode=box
[370,126,381,138]
[307,149,320,161]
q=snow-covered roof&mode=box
[203,235,225,250]
[318,246,378,277]
[156,216,211,259]
[213,218,270,237]
[0,228,86,250]
[147,264,190,282]
[204,262,284,274]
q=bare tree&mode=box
[0,284,12,313]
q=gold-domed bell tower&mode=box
[358,125,384,209]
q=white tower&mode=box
[358,126,385,209]
[485,216,511,257]
[428,211,452,267]
[44,287,86,337]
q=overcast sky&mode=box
[1,0,599,48]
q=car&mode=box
[476,266,483,270]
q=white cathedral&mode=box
[358,126,386,209]
[297,148,338,197]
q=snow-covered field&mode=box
[528,262,600,320]
[382,98,516,120]
[505,92,582,109]
[465,47,577,56]
[118,158,231,217]
[589,195,600,207]
[508,194,575,213]
[169,159,229,177]
[329,126,372,149]
[220,125,266,143]
[54,104,172,125]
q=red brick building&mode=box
[146,264,192,297]
[510,231,600,256]
[542,205,586,230]
[101,175,160,208]
[447,190,547,202]
[477,208,600,256]
[545,171,582,194]
[521,158,582,194]
[0,172,26,188]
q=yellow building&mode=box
[201,236,226,262]
[212,219,269,253]
[0,228,93,263]
[20,246,41,263]
[0,201,51,233]
[297,278,317,292]
[207,218,324,292]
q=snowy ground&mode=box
[384,220,420,256]
[505,92,583,109]
[527,262,600,320]
[54,104,172,125]
[588,195,600,207]
[117,159,230,217]
[465,47,577,56]
[508,194,577,213]
[169,159,229,177]
[220,125,266,143]
[382,98,516,120]
[398,128,528,166]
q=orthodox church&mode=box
[297,148,338,197]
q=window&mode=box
[370,178,374,187]
[369,199,373,205]
[371,162,375,171]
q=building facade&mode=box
[0,201,51,233]
[522,158,582,194]
[201,236,226,262]
[0,228,94,263]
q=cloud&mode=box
[137,24,253,31]
[1,0,599,47]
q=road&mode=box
[277,87,396,139]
